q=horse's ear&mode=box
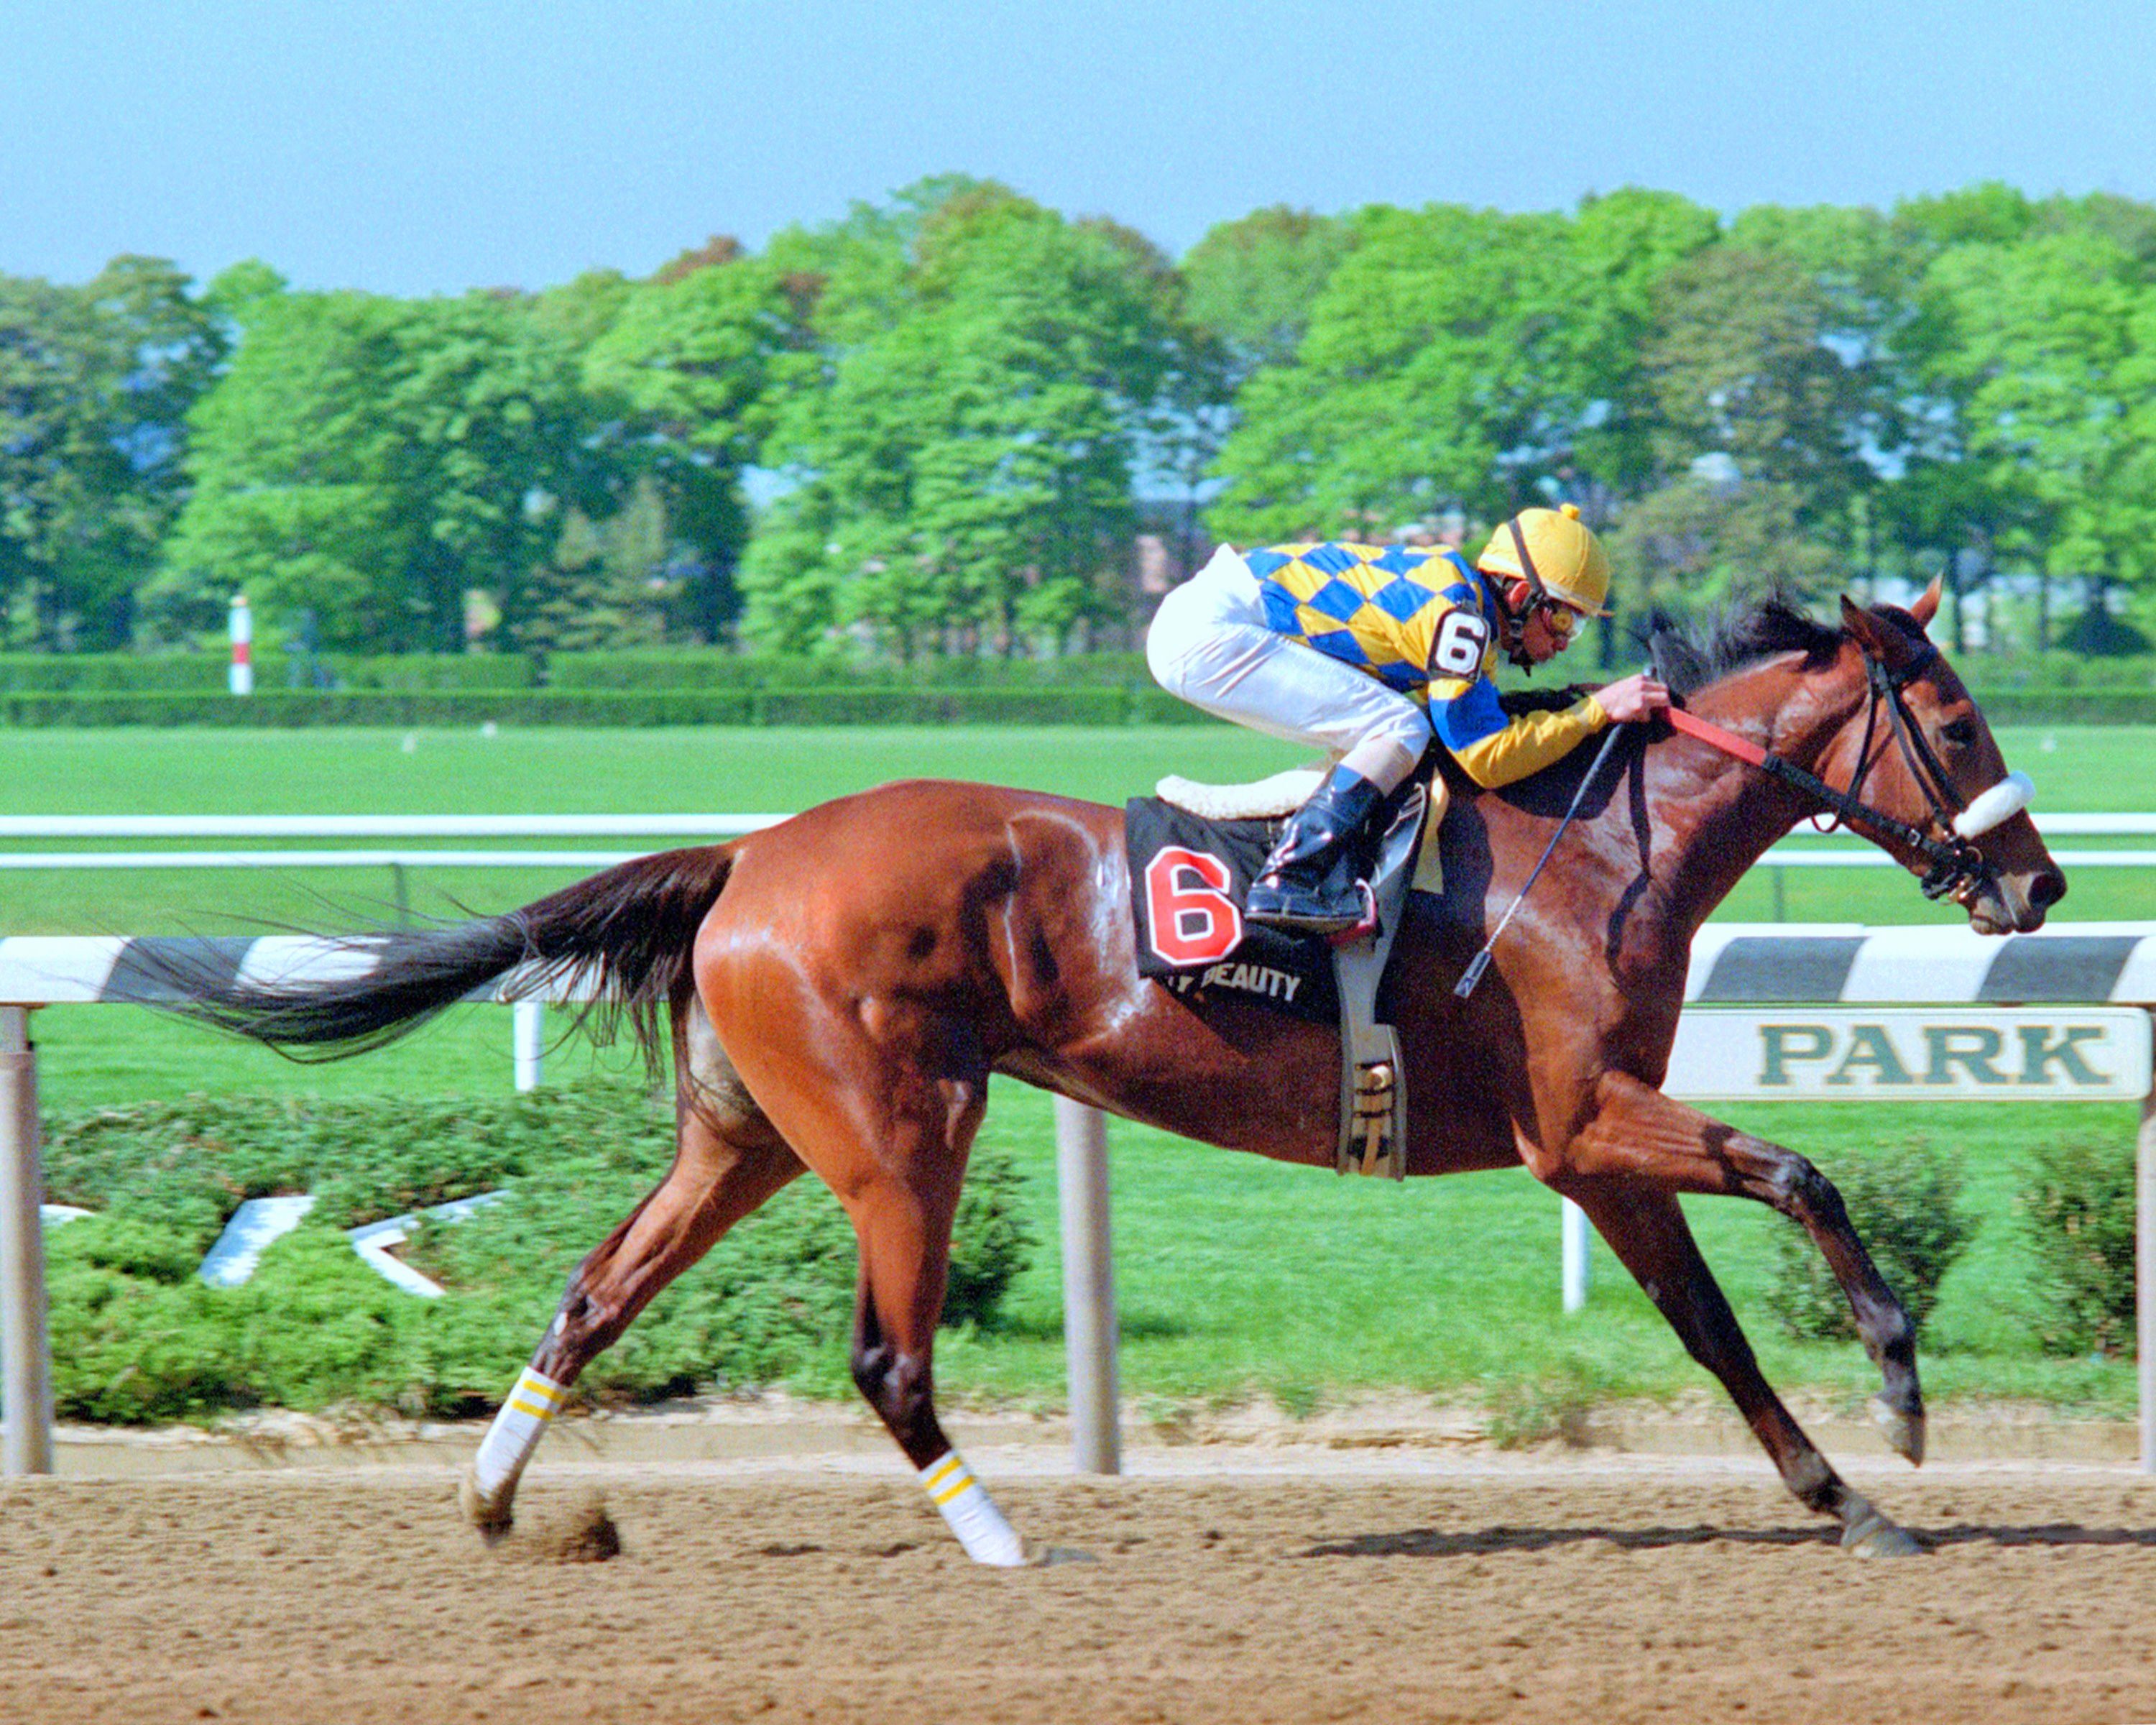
[1841,595,1922,668]
[1842,595,1896,658]
[1908,575,1943,629]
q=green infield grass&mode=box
[1,722,2150,932]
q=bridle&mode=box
[1664,632,2030,906]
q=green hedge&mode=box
[0,652,535,694]
[40,1082,1034,1422]
[6,650,2151,726]
[2019,1133,2137,1356]
[1965,689,2156,725]
[0,684,1217,727]
[545,649,1151,690]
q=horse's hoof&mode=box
[459,1471,514,1544]
[1029,1545,1098,1568]
[1841,1498,1924,1558]
[1871,1394,1926,1466]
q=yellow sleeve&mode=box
[1450,694,1611,789]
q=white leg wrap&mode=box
[471,1366,567,1495]
[919,1450,1026,1567]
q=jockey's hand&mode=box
[1596,673,1672,724]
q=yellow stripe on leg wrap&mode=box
[472,1367,567,1496]
[917,1450,1026,1567]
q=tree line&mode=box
[4,176,2153,661]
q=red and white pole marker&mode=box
[229,594,253,696]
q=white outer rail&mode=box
[0,816,791,837]
[5,813,2152,836]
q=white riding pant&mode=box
[1145,546,1432,794]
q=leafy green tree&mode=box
[163,289,420,647]
[519,476,681,650]
[0,257,221,648]
[170,288,604,651]
[1611,243,1879,614]
[1915,230,2156,651]
[742,180,1174,656]
[1207,192,1715,546]
[576,244,793,643]
[1180,206,1353,379]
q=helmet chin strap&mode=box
[1500,576,1539,671]
[1501,518,1555,672]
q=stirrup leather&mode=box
[1330,783,1427,1179]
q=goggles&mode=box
[1535,599,1582,640]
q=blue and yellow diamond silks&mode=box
[1244,543,1484,703]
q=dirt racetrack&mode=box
[4,1437,2155,1725]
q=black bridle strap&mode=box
[1869,646,1968,822]
[1665,634,1991,902]
[1664,706,1949,862]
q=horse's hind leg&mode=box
[1565,1179,1920,1558]
[714,989,1031,1566]
[842,1151,1032,1566]
[460,1005,804,1539]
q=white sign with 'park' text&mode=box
[1664,1008,2153,1102]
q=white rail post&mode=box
[0,1006,53,1476]
[512,1000,545,1092]
[227,593,253,696]
[1562,1197,1592,1313]
[1054,1097,1120,1474]
[2140,1010,2155,1475]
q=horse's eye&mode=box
[1941,716,1977,748]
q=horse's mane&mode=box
[1636,594,1846,698]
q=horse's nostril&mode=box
[2030,870,2067,910]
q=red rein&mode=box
[1663,704,1766,768]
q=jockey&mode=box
[1145,504,1671,934]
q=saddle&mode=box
[1126,766,1447,1179]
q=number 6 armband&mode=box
[1427,610,1490,679]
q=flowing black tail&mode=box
[155,845,736,1070]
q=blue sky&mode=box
[6,0,2153,295]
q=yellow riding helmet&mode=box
[1475,503,1613,617]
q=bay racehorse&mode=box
[172,582,2062,1561]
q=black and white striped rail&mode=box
[9,924,2156,1010]
[1685,922,2156,1004]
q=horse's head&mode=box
[1830,579,2065,934]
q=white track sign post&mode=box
[1561,1200,1592,1312]
[512,1000,545,1092]
[228,594,252,696]
[1054,1095,1120,1474]
[0,1006,52,1476]
[2142,1017,2156,1474]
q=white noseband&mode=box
[1953,770,2034,840]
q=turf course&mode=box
[4,722,2150,1422]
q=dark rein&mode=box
[1664,639,1992,904]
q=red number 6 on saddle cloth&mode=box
[1143,847,1244,966]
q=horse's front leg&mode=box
[1560,1177,1920,1557]
[1561,1070,1924,1464]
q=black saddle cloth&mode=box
[1123,798,1340,1025]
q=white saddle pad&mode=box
[1153,765,1328,822]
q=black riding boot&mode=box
[1245,765,1384,935]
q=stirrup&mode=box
[1325,881,1379,947]
[1245,874,1368,937]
